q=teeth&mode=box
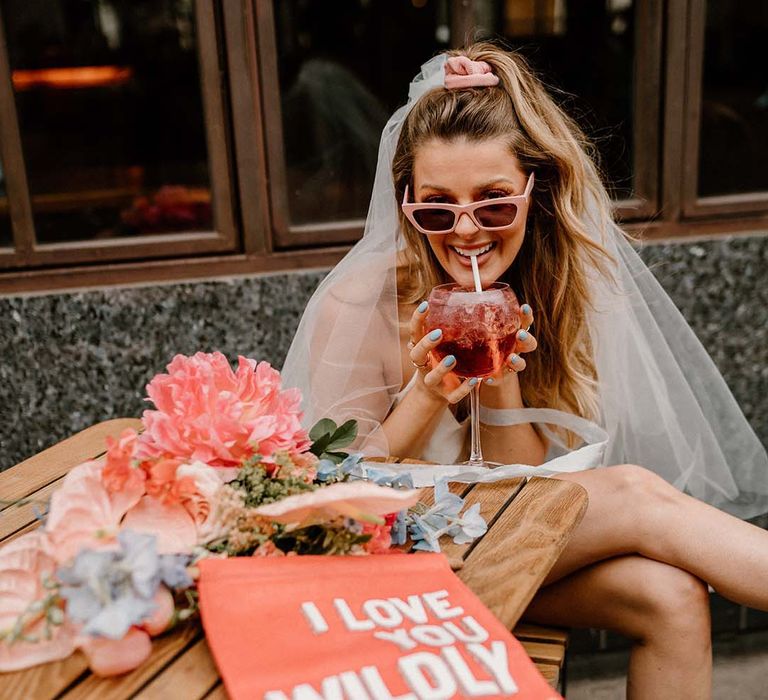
[452,243,494,258]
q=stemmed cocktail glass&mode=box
[425,282,520,467]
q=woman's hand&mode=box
[408,302,477,405]
[486,303,538,384]
[507,303,537,373]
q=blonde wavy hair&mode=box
[393,42,616,421]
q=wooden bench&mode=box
[1,422,585,697]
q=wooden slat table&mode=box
[1,423,588,699]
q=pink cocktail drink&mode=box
[425,283,521,378]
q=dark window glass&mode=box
[274,0,451,225]
[698,1,768,197]
[1,0,213,243]
[0,155,11,247]
[475,0,636,200]
[0,218,9,247]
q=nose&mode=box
[453,211,479,237]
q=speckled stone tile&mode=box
[0,271,327,469]
[1,233,767,470]
[637,234,768,450]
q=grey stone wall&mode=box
[1,233,767,470]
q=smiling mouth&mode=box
[450,242,496,258]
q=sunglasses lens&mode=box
[475,202,518,228]
[413,208,456,232]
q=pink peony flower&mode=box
[254,482,421,527]
[137,352,311,468]
[0,532,78,671]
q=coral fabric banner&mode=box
[198,553,561,700]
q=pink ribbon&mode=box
[444,56,500,89]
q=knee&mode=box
[608,463,679,504]
[635,564,711,646]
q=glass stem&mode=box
[468,381,484,466]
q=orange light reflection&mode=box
[12,66,133,91]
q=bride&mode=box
[283,42,768,697]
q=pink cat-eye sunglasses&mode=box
[401,171,534,234]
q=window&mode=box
[472,0,661,220]
[0,0,236,270]
[0,152,11,248]
[683,0,768,218]
[264,0,452,245]
[0,0,766,293]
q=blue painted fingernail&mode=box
[429,329,443,341]
[510,354,519,364]
[417,301,428,313]
[486,377,494,384]
[469,377,479,386]
[518,330,528,341]
[522,304,531,315]
[442,355,456,367]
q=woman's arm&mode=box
[379,380,449,458]
[478,307,547,465]
[479,371,548,465]
[380,302,476,459]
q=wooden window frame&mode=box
[678,0,768,219]
[614,0,663,222]
[0,0,239,271]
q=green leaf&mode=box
[309,434,332,457]
[309,418,337,442]
[325,420,358,451]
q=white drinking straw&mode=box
[470,254,483,293]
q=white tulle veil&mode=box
[282,53,768,519]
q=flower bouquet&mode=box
[0,352,487,677]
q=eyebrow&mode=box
[418,178,519,193]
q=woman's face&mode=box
[412,136,530,289]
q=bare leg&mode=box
[545,465,768,610]
[523,555,712,700]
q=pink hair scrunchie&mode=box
[444,55,500,89]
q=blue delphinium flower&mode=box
[316,453,365,483]
[447,502,488,544]
[363,467,393,484]
[340,453,365,479]
[159,554,194,590]
[315,458,340,482]
[409,514,441,552]
[407,477,488,551]
[364,469,415,490]
[391,510,408,546]
[390,473,415,490]
[57,530,191,639]
[432,478,464,518]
